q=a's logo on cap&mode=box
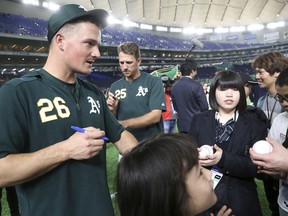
[78,5,88,11]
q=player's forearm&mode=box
[0,141,69,187]
[114,131,138,155]
[120,110,162,129]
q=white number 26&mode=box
[37,97,70,123]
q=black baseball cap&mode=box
[47,4,109,43]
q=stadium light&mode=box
[42,1,59,11]
[183,27,213,35]
[183,27,195,34]
[214,27,229,33]
[229,26,246,32]
[197,28,213,34]
[23,0,39,6]
[140,24,153,30]
[123,19,139,28]
[156,26,168,32]
[267,21,285,29]
[170,27,182,33]
[108,16,122,25]
[247,24,264,31]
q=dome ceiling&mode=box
[54,0,288,28]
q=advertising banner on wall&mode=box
[243,34,257,40]
[226,35,238,41]
[263,32,279,42]
[210,35,222,41]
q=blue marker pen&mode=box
[71,126,109,141]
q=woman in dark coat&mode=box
[189,70,267,216]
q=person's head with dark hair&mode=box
[209,70,246,113]
[116,133,217,216]
[252,52,287,75]
[252,52,288,93]
[180,57,197,77]
[276,68,288,87]
[160,75,174,91]
[275,68,288,112]
[238,72,257,98]
[117,42,142,82]
[117,42,141,60]
[270,60,288,77]
[44,4,109,76]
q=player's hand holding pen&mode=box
[106,92,119,113]
[64,126,109,160]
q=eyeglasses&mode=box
[274,94,288,103]
[119,61,133,65]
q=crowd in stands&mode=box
[0,11,282,90]
[0,12,270,51]
[2,4,288,215]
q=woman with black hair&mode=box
[188,70,267,215]
[116,133,232,216]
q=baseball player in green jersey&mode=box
[107,42,166,142]
[0,4,137,216]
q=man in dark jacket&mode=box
[171,57,208,133]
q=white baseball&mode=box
[199,145,213,157]
[252,140,273,154]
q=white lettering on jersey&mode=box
[136,86,148,96]
[87,96,100,114]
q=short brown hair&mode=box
[117,42,141,60]
[252,52,288,75]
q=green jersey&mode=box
[110,72,166,141]
[0,69,124,216]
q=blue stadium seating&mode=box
[0,12,269,51]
